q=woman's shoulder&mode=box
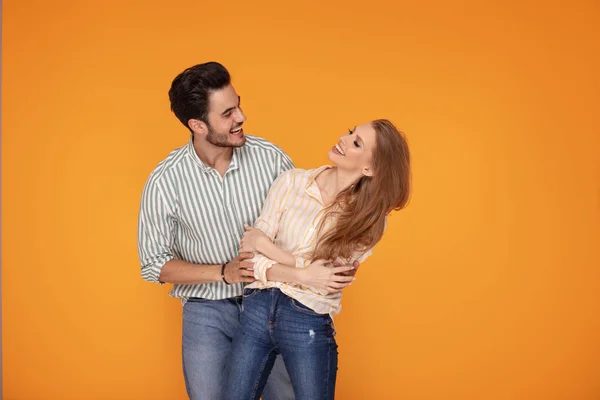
[294,166,331,180]
[290,165,331,176]
[276,166,331,188]
[276,167,303,180]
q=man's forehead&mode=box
[209,85,238,108]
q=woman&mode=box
[224,119,411,400]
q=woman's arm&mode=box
[240,225,295,266]
[258,239,296,266]
[243,171,294,281]
[241,225,358,290]
[252,171,292,240]
[267,260,356,293]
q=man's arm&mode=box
[138,179,254,285]
[158,255,255,285]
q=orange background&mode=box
[2,1,600,399]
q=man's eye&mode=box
[354,140,359,147]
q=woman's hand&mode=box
[298,259,356,294]
[239,225,270,253]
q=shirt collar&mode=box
[306,165,332,187]
[305,165,332,205]
[186,135,241,174]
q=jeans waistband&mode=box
[187,295,242,302]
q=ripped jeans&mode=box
[224,288,338,400]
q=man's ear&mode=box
[188,118,207,135]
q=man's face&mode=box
[204,84,246,148]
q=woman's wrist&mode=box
[255,237,266,254]
[257,236,274,255]
[294,267,306,286]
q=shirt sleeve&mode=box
[295,255,311,268]
[252,170,294,283]
[137,179,176,284]
[276,150,295,176]
[253,170,293,241]
[252,254,278,285]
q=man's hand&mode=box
[335,260,360,278]
[223,252,255,284]
[298,259,356,294]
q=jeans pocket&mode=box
[242,288,260,300]
[289,298,324,316]
[185,297,209,304]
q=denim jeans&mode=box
[182,297,295,400]
[224,289,338,400]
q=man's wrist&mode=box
[221,262,230,284]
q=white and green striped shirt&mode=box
[138,135,294,300]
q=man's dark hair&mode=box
[168,62,231,132]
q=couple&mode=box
[138,62,411,400]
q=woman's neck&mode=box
[316,167,361,202]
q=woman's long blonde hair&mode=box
[311,119,411,261]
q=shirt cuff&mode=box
[295,256,310,269]
[253,254,278,285]
[141,254,174,285]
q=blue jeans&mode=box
[182,297,295,400]
[224,289,338,400]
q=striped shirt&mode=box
[248,166,375,316]
[138,135,294,300]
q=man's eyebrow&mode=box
[221,96,241,116]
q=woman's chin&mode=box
[327,150,338,165]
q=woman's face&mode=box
[328,122,377,177]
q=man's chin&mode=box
[229,134,246,147]
[208,134,246,148]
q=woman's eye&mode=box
[354,140,359,147]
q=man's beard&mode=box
[206,123,245,148]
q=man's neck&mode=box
[193,137,233,176]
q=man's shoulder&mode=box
[243,135,289,157]
[145,144,189,185]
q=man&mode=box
[138,62,355,399]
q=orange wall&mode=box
[3,1,600,399]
